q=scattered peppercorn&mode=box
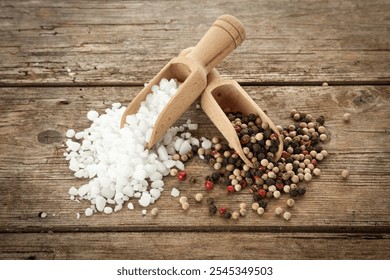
[343,113,351,122]
[209,205,217,214]
[283,212,292,220]
[341,169,350,179]
[275,207,283,215]
[194,193,203,202]
[181,202,190,211]
[204,180,214,190]
[177,170,187,181]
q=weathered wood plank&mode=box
[0,0,389,85]
[0,232,388,259]
[0,86,389,232]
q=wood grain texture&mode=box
[0,0,389,85]
[0,232,388,260]
[0,86,389,234]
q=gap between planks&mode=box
[0,80,390,88]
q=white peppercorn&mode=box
[316,153,324,161]
[313,168,321,176]
[151,207,159,216]
[251,202,260,211]
[232,211,240,220]
[304,173,312,182]
[273,190,281,198]
[211,136,220,144]
[287,198,295,207]
[179,196,188,205]
[239,208,247,216]
[194,193,203,202]
[181,202,190,211]
[239,203,247,209]
[257,207,265,215]
[283,212,292,220]
[318,126,326,134]
[319,133,327,142]
[170,168,178,176]
[343,113,351,122]
[341,169,350,179]
[275,207,283,215]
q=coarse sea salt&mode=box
[65,78,203,216]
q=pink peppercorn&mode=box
[205,180,214,191]
[177,170,187,181]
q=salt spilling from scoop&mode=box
[65,78,205,217]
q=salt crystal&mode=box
[75,131,85,140]
[76,213,80,219]
[179,140,192,155]
[141,209,147,215]
[78,184,90,197]
[127,202,134,210]
[157,145,169,161]
[201,139,212,150]
[150,188,161,200]
[139,192,152,207]
[103,207,113,214]
[114,204,123,212]
[66,129,75,138]
[87,110,99,121]
[174,138,184,152]
[175,160,185,170]
[171,188,180,197]
[187,123,198,130]
[101,187,115,199]
[151,180,164,189]
[85,208,93,217]
[68,186,78,196]
[123,186,134,197]
[66,139,81,152]
[95,195,106,212]
[190,137,200,146]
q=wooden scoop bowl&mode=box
[201,69,283,168]
[120,15,246,149]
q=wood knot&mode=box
[37,130,62,144]
[57,100,70,105]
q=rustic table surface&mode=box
[0,0,389,260]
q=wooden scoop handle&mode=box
[187,14,246,73]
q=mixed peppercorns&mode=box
[198,109,328,220]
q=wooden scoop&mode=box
[120,15,246,149]
[200,69,283,168]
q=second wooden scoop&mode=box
[120,15,246,149]
[201,69,283,168]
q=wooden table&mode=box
[0,0,389,260]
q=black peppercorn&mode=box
[209,205,218,214]
[316,116,325,125]
[224,212,232,219]
[315,145,323,153]
[265,178,275,186]
[211,172,221,181]
[253,192,261,202]
[298,187,306,195]
[258,200,268,209]
[248,113,257,122]
[290,189,299,197]
[191,145,199,153]
[207,197,215,205]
